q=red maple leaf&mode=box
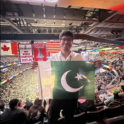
[1,45,10,51]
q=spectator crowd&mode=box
[0,53,124,124]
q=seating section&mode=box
[106,115,124,124]
[0,53,124,124]
[74,112,86,124]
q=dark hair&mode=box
[28,98,44,119]
[34,98,42,106]
[28,104,40,119]
[18,100,22,107]
[0,102,4,111]
[59,31,75,40]
[9,99,19,109]
[114,93,120,99]
[121,85,124,92]
[26,102,33,110]
[98,85,101,91]
[49,99,51,104]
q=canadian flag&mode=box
[1,43,17,55]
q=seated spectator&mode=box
[120,75,124,83]
[17,100,25,111]
[76,99,87,113]
[119,85,124,98]
[116,87,122,93]
[28,98,44,124]
[0,102,4,115]
[45,99,51,116]
[77,99,96,113]
[24,101,33,113]
[87,100,97,111]
[112,90,121,99]
[0,99,27,124]
[99,91,108,101]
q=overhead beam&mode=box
[5,15,97,23]
[82,11,118,34]
[1,34,124,45]
[4,15,124,25]
[0,15,24,34]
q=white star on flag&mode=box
[75,73,83,81]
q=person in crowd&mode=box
[17,100,25,111]
[76,99,87,114]
[0,102,4,115]
[104,91,114,106]
[99,91,108,102]
[31,31,102,124]
[28,98,44,124]
[118,85,124,98]
[111,90,121,100]
[77,99,96,112]
[87,100,97,111]
[45,99,51,116]
[44,99,46,108]
[98,85,101,91]
[0,99,27,124]
[120,75,124,82]
[24,101,33,113]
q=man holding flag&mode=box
[31,31,102,124]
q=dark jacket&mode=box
[0,108,27,124]
[28,106,44,124]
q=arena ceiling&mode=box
[0,0,124,51]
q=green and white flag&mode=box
[38,61,95,100]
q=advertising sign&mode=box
[19,44,33,63]
[33,43,46,61]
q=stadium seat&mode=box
[106,115,124,124]
[94,101,104,106]
[86,108,104,123]
[104,105,123,118]
[74,112,86,124]
[58,117,65,124]
[87,121,105,124]
[115,98,124,102]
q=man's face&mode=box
[60,36,73,52]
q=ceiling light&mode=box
[43,14,46,18]
[53,15,56,18]
[32,13,35,17]
[45,0,58,3]
[33,0,44,1]
[6,40,11,42]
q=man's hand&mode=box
[94,60,102,69]
[31,60,38,69]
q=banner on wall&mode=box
[47,42,61,53]
[18,44,33,63]
[1,43,17,55]
[33,43,47,61]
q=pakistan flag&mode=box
[51,61,95,100]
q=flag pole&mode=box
[32,42,43,100]
[37,63,44,100]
